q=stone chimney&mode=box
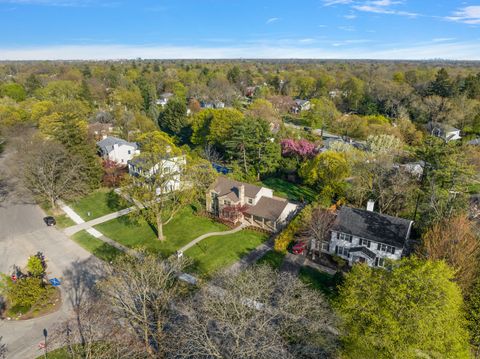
[367,200,375,212]
[239,184,245,205]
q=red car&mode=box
[292,242,307,255]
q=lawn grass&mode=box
[70,188,126,220]
[185,229,268,276]
[55,214,75,228]
[71,230,123,262]
[94,207,228,257]
[261,177,316,202]
[299,266,343,299]
[257,250,285,270]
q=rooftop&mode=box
[209,176,263,201]
[332,206,413,248]
[245,196,290,222]
[97,136,137,152]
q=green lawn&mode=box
[185,230,268,276]
[55,213,75,228]
[72,230,123,262]
[94,207,228,257]
[257,250,285,270]
[70,188,126,220]
[299,266,343,299]
[261,177,316,202]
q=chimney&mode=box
[102,134,108,140]
[367,200,375,212]
[239,184,245,205]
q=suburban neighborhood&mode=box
[1,1,480,358]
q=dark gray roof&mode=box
[332,207,412,248]
[209,177,263,201]
[245,196,290,222]
[469,138,480,146]
[349,246,376,259]
[97,136,137,153]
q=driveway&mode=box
[0,146,100,359]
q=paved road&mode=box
[0,147,99,359]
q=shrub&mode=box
[2,276,47,309]
[274,204,314,253]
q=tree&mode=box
[102,159,127,188]
[430,68,453,98]
[226,117,280,180]
[245,99,280,125]
[336,257,471,359]
[27,254,45,278]
[419,215,480,293]
[307,208,336,247]
[124,131,196,240]
[167,265,338,359]
[158,97,189,141]
[299,150,350,202]
[0,83,26,102]
[99,252,187,357]
[303,97,339,129]
[22,140,89,208]
[0,337,6,359]
[191,108,244,148]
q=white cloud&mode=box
[266,17,280,24]
[323,0,353,6]
[2,40,478,60]
[344,13,357,19]
[432,37,456,43]
[446,6,480,24]
[352,0,418,17]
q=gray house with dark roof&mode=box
[321,204,413,267]
[206,177,298,232]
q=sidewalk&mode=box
[63,206,134,236]
[178,224,245,253]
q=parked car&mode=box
[292,241,306,255]
[43,216,56,226]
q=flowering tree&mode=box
[281,139,317,159]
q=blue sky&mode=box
[0,0,479,60]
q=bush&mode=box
[1,275,47,309]
[274,204,314,253]
[27,255,45,278]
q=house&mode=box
[319,202,413,267]
[206,177,298,232]
[468,138,480,146]
[200,101,225,109]
[128,152,186,194]
[427,122,461,142]
[291,99,311,114]
[97,136,140,165]
[156,92,174,107]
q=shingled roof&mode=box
[245,196,290,222]
[209,177,263,202]
[97,136,137,153]
[332,207,413,248]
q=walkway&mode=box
[178,224,246,253]
[227,238,274,274]
[63,205,134,236]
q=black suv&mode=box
[44,216,56,226]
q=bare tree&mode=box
[98,252,188,357]
[22,139,89,208]
[202,143,222,164]
[307,209,336,258]
[52,298,143,359]
[167,265,338,359]
[419,215,480,293]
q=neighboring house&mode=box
[427,122,461,142]
[291,99,311,114]
[468,138,480,146]
[200,101,225,109]
[319,202,413,267]
[128,152,187,194]
[206,177,298,232]
[156,92,174,107]
[97,136,140,165]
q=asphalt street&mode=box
[0,147,99,359]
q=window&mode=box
[128,150,131,154]
[224,200,231,205]
[336,246,350,258]
[339,233,352,242]
[321,241,330,251]
[360,238,371,248]
[247,198,253,205]
[377,243,395,254]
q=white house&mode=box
[206,177,298,232]
[291,99,311,114]
[156,92,174,107]
[128,153,186,194]
[319,202,413,267]
[427,122,461,142]
[97,136,140,165]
